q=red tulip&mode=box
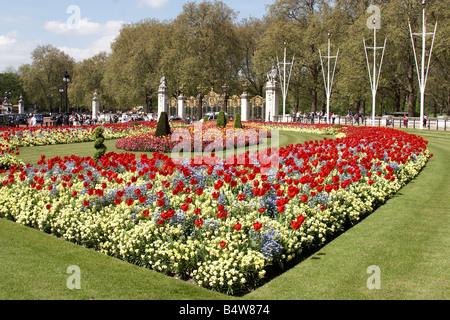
[291,220,302,230]
[219,241,227,248]
[157,199,165,207]
[297,215,306,224]
[143,210,150,217]
[253,221,263,231]
[195,218,203,227]
[233,223,242,231]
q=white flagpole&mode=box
[320,33,339,124]
[364,18,387,127]
[277,41,295,122]
[409,0,438,130]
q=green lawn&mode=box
[1,129,449,300]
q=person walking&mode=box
[30,114,37,127]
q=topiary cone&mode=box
[234,113,242,129]
[155,112,171,137]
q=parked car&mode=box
[0,114,15,127]
[35,114,44,125]
[0,115,8,127]
[15,114,28,125]
[200,112,228,122]
[169,116,184,122]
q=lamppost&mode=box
[63,70,70,114]
[222,83,229,113]
[59,86,64,114]
[197,85,204,120]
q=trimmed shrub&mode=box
[234,113,242,129]
[216,111,228,128]
[93,127,107,161]
[155,112,171,137]
[203,116,209,122]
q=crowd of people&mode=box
[294,111,338,124]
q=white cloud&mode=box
[58,34,118,62]
[44,18,124,37]
[42,18,125,62]
[0,32,37,71]
[137,0,169,8]
[0,35,17,46]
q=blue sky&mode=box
[0,0,273,72]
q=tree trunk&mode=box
[407,62,416,117]
[447,88,450,116]
[393,84,401,113]
[311,87,317,113]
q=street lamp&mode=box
[197,85,204,120]
[59,86,64,114]
[63,70,70,114]
[222,83,229,113]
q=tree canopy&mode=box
[9,0,449,117]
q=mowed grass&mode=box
[1,129,449,300]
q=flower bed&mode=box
[0,123,163,149]
[115,122,272,153]
[0,125,432,295]
[0,122,183,168]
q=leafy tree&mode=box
[0,72,28,105]
[103,19,171,113]
[18,45,75,113]
[69,52,114,111]
[236,17,268,96]
[172,1,243,94]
